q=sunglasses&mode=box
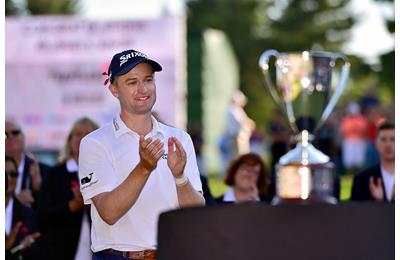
[5,129,22,139]
[7,171,19,178]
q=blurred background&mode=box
[5,0,395,199]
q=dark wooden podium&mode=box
[157,203,394,260]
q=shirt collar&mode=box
[18,153,25,174]
[113,114,165,139]
[222,187,236,202]
[222,187,260,202]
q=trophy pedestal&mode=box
[272,196,337,205]
[273,162,337,205]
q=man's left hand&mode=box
[167,137,187,178]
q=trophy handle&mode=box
[318,55,350,128]
[258,50,285,112]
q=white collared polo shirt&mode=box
[78,115,202,252]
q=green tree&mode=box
[5,0,19,15]
[187,0,358,131]
[6,0,80,15]
[187,0,267,127]
[375,0,395,95]
[261,0,354,51]
[26,0,80,15]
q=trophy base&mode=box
[274,162,337,204]
[271,196,337,205]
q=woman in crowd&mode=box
[217,153,270,203]
[37,117,98,260]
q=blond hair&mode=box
[58,117,99,163]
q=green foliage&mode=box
[208,176,228,197]
[262,0,354,51]
[339,174,353,201]
[378,50,395,96]
[5,0,80,15]
[187,0,363,132]
[5,0,19,15]
[187,31,204,126]
[374,0,395,96]
[26,0,80,15]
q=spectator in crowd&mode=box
[339,102,368,175]
[37,117,99,260]
[5,156,41,260]
[268,110,289,168]
[363,105,387,169]
[188,123,206,175]
[220,90,255,175]
[5,120,49,209]
[188,125,216,205]
[199,175,216,206]
[351,122,395,202]
[216,153,270,203]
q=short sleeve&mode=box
[79,136,116,204]
[182,132,203,193]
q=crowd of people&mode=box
[5,115,394,259]
[5,48,394,260]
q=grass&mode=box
[208,176,228,198]
[208,174,354,201]
[340,174,353,201]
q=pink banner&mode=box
[6,16,185,150]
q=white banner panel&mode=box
[6,16,185,150]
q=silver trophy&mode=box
[259,50,350,204]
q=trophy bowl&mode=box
[259,50,350,204]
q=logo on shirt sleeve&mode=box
[81,172,94,185]
[80,172,99,190]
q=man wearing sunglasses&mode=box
[5,120,49,209]
[5,155,41,259]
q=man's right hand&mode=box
[369,176,384,202]
[138,135,164,173]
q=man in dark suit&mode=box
[6,156,41,260]
[351,121,395,202]
[5,120,49,209]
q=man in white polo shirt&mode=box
[79,49,205,260]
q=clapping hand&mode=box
[369,176,384,202]
[167,137,187,178]
[248,184,259,201]
[26,153,42,191]
[138,135,165,173]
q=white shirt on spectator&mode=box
[381,166,395,201]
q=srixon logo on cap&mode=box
[119,51,148,67]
